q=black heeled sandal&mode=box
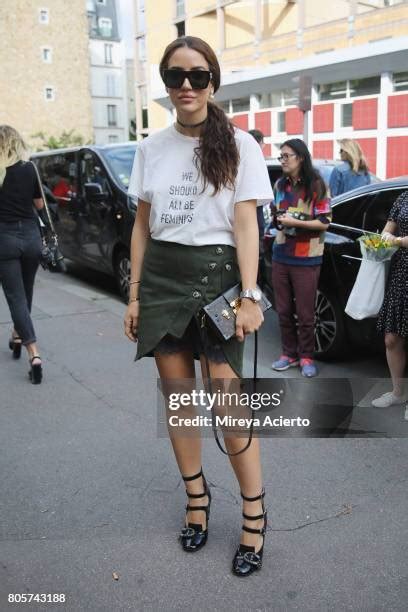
[9,335,22,359]
[29,356,43,385]
[232,489,267,577]
[179,468,211,552]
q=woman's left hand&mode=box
[278,212,299,227]
[235,299,264,342]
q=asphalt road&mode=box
[0,265,407,612]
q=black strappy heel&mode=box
[29,356,43,385]
[9,336,22,359]
[179,468,211,552]
[232,489,267,577]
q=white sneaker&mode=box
[371,392,405,408]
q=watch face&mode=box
[252,289,262,302]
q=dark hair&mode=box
[281,138,327,202]
[249,129,264,145]
[159,36,239,194]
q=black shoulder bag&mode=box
[31,161,64,271]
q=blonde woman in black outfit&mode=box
[0,125,44,383]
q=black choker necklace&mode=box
[176,117,207,129]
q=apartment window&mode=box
[176,21,185,37]
[39,8,49,24]
[142,108,149,129]
[231,97,250,113]
[282,89,297,107]
[176,0,185,18]
[107,104,118,126]
[264,89,296,108]
[99,17,112,37]
[42,47,52,63]
[44,87,55,101]
[349,76,380,97]
[219,100,231,113]
[259,93,272,109]
[106,74,116,97]
[318,81,347,101]
[138,37,146,61]
[393,71,408,92]
[340,103,353,127]
[277,111,286,133]
[108,135,119,143]
[104,44,113,64]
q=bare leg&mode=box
[385,333,406,397]
[26,342,41,364]
[200,356,265,552]
[155,350,209,529]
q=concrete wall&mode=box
[0,0,93,150]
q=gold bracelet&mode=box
[396,237,403,247]
[128,297,140,303]
[129,280,140,285]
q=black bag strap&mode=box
[197,316,257,457]
[30,161,58,237]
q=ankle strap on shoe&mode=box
[243,511,265,521]
[242,523,266,535]
[182,468,202,482]
[241,488,265,502]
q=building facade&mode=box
[87,0,129,144]
[0,0,93,149]
[134,0,408,179]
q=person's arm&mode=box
[381,220,407,248]
[279,183,331,231]
[381,192,407,247]
[278,214,329,231]
[33,198,44,210]
[329,167,342,197]
[234,200,264,342]
[124,199,151,342]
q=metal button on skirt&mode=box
[135,239,245,377]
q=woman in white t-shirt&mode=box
[124,36,273,577]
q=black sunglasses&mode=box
[162,69,212,90]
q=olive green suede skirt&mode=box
[135,239,244,377]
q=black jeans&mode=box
[0,219,42,345]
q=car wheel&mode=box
[314,289,347,360]
[114,249,130,302]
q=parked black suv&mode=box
[32,144,137,300]
[261,178,408,360]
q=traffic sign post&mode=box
[298,75,312,146]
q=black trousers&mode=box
[0,219,42,345]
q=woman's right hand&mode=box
[124,301,139,342]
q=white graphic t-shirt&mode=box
[128,124,273,247]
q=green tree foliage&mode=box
[31,130,91,151]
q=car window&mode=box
[363,188,407,234]
[80,151,111,195]
[331,193,373,229]
[267,165,282,187]
[35,152,78,197]
[100,146,136,188]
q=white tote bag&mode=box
[345,259,386,320]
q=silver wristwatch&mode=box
[240,288,262,303]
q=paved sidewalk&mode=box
[0,269,407,611]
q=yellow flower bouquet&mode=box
[358,233,397,262]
